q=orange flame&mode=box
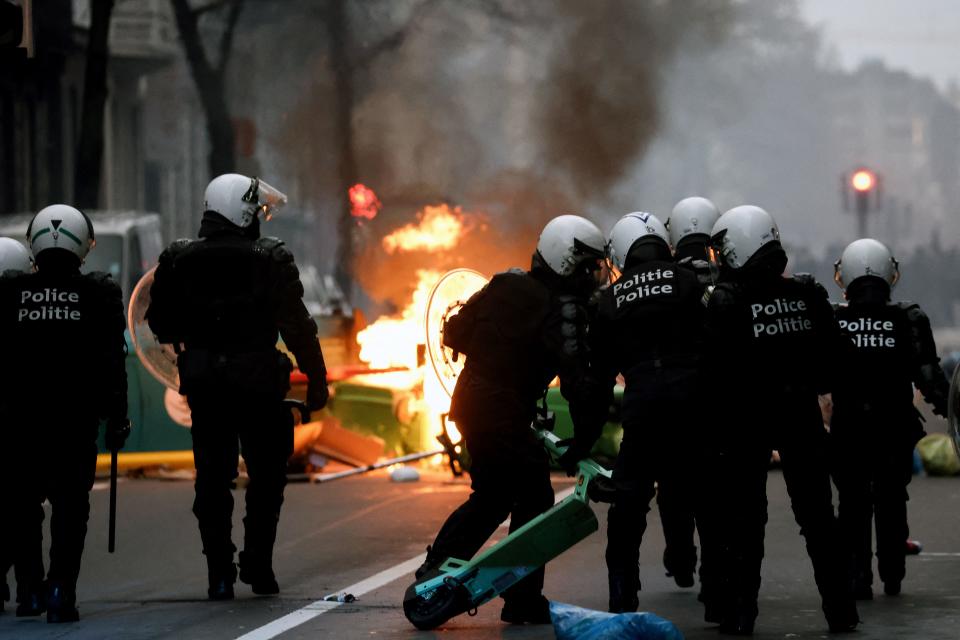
[356,269,442,369]
[355,202,475,452]
[382,204,464,254]
[349,183,382,220]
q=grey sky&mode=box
[801,0,960,90]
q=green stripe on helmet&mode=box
[31,227,51,243]
[58,227,82,245]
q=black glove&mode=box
[556,439,590,477]
[105,418,131,452]
[307,379,330,411]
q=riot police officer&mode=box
[0,238,35,616]
[667,197,721,264]
[3,206,129,623]
[146,174,328,600]
[414,215,609,624]
[705,205,858,634]
[831,239,948,599]
[591,212,706,612]
[665,197,722,609]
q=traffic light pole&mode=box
[856,191,869,238]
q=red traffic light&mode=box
[851,169,875,192]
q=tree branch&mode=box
[216,0,244,76]
[353,0,440,70]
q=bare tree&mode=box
[321,0,441,296]
[74,0,116,209]
[170,0,245,177]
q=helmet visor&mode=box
[243,177,288,222]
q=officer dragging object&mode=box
[830,239,948,600]
[413,215,610,625]
[146,174,328,601]
[2,206,129,623]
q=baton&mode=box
[108,447,118,553]
[310,449,446,483]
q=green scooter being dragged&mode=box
[403,411,612,630]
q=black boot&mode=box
[238,551,279,596]
[15,581,46,617]
[500,594,551,625]
[45,582,78,623]
[414,545,444,582]
[664,548,696,588]
[824,598,860,633]
[207,561,236,601]
[719,600,757,636]
[608,571,640,613]
[699,589,723,624]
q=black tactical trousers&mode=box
[427,413,554,605]
[716,404,852,621]
[832,420,914,589]
[607,369,700,592]
[7,423,97,592]
[187,392,294,573]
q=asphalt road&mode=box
[2,465,959,640]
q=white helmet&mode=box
[710,205,780,270]
[0,237,32,273]
[204,173,288,228]
[536,214,605,276]
[834,238,899,289]
[607,211,670,271]
[27,204,95,261]
[667,197,720,247]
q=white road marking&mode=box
[916,552,960,557]
[234,482,581,640]
[233,553,426,640]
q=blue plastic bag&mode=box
[550,601,684,640]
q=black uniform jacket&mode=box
[591,260,705,423]
[1,265,127,423]
[443,268,608,446]
[146,213,325,398]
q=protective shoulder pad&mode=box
[159,238,194,264]
[791,272,830,299]
[255,236,294,264]
[84,271,123,295]
[896,301,927,323]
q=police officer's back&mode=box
[591,212,706,612]
[830,239,948,600]
[147,174,327,600]
[704,205,858,634]
[3,206,128,623]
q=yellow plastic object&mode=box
[96,450,195,473]
[916,433,960,476]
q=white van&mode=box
[0,210,164,305]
